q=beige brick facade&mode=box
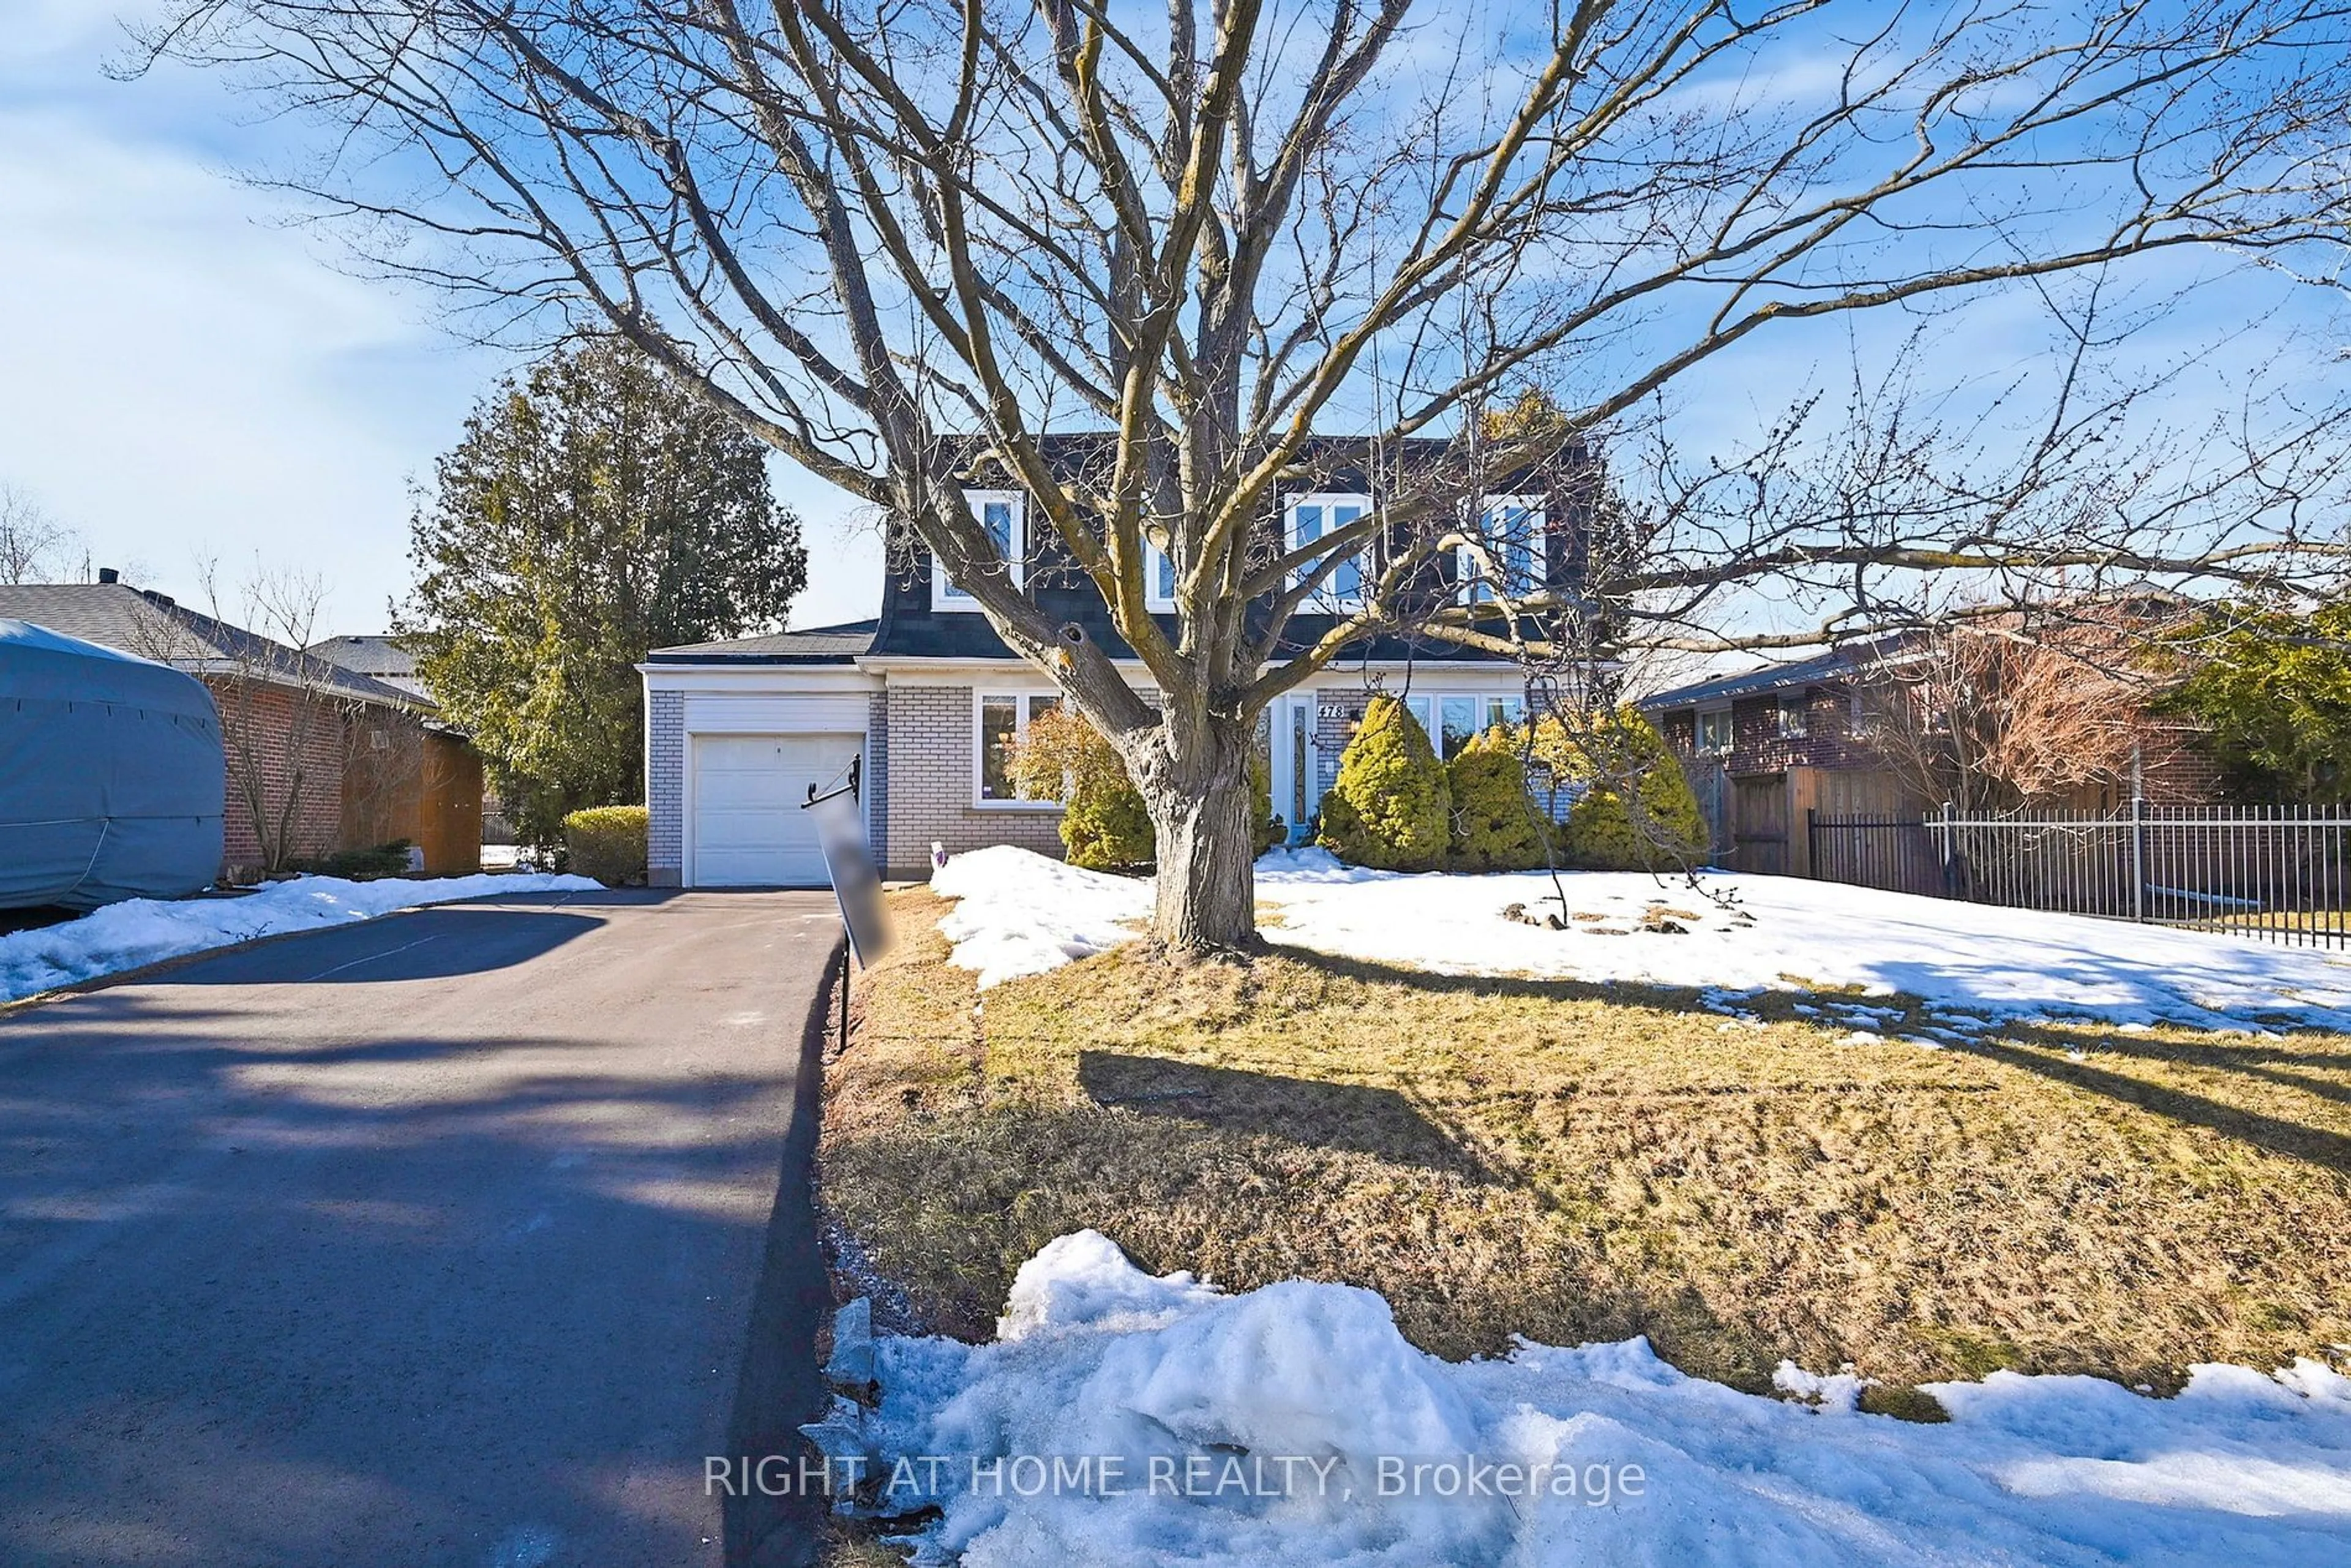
[882,682,1066,877]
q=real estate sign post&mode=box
[803,759,890,1052]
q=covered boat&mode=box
[1,618,224,909]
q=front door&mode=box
[1269,697,1318,843]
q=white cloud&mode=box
[0,16,880,634]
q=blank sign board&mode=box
[806,784,891,967]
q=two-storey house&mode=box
[639,438,1593,884]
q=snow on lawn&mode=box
[0,873,601,1003]
[852,1231,2351,1568]
[927,845,2351,1031]
[930,847,1155,988]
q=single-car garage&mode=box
[640,628,884,889]
[688,732,864,887]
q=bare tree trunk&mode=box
[1128,724,1256,951]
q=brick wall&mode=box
[1663,683,2229,809]
[1314,692,1370,805]
[206,677,348,872]
[1725,687,1881,775]
[648,689,684,885]
[883,683,1065,877]
[2139,722,2226,806]
[866,691,891,872]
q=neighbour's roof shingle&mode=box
[0,582,418,708]
[1638,638,1905,710]
[307,634,432,699]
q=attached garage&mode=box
[639,631,884,890]
[688,732,864,887]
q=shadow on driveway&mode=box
[0,891,839,1568]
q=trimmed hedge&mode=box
[1529,708,1707,871]
[1317,694,1451,871]
[1445,729,1549,871]
[563,805,649,885]
[290,839,415,880]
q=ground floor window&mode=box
[1402,692,1526,759]
[977,692,1062,803]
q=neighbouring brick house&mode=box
[0,579,482,877]
[640,438,1588,885]
[307,634,495,867]
[1641,634,2223,873]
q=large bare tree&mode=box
[142,0,2351,948]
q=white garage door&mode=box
[689,732,864,887]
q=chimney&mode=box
[97,567,119,584]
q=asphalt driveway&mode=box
[0,888,842,1568]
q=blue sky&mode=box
[0,3,885,635]
[1,4,2337,650]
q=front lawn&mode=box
[823,887,2351,1400]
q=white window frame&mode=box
[1286,492,1374,611]
[1394,690,1529,760]
[1777,695,1810,738]
[1457,495,1548,605]
[1694,707,1734,755]
[972,689,1065,809]
[933,490,1027,612]
[1144,540,1179,613]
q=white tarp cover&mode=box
[1,618,225,910]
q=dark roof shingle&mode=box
[0,583,417,708]
[645,619,879,664]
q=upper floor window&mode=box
[1459,496,1547,604]
[1288,493,1371,610]
[1145,541,1178,612]
[1695,708,1733,754]
[1777,696,1810,738]
[933,490,1026,612]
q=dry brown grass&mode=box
[819,1518,909,1567]
[821,888,2351,1397]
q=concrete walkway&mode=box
[0,889,841,1568]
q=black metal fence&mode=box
[1807,803,2351,948]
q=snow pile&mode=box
[923,845,2351,1030]
[930,846,1150,988]
[859,1232,2351,1567]
[0,872,600,1002]
[1254,863,2351,1030]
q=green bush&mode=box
[1008,707,1156,870]
[1529,707,1707,871]
[1064,776,1157,871]
[1010,707,1289,869]
[563,805,649,885]
[1250,745,1288,854]
[1445,729,1550,871]
[1316,694,1452,871]
[290,839,415,880]
[2158,598,2351,802]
